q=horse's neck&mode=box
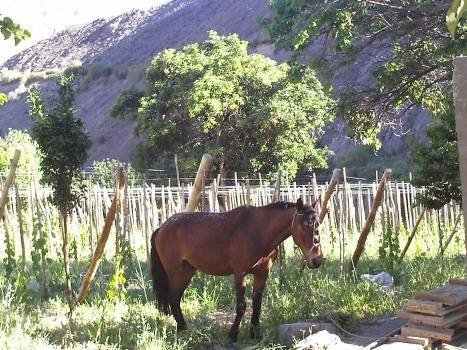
[258,207,295,253]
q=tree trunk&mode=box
[453,57,467,271]
[60,206,74,316]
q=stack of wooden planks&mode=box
[392,278,467,348]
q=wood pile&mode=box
[392,279,467,348]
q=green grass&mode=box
[0,249,464,349]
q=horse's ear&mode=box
[312,196,321,210]
[296,197,304,212]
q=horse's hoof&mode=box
[249,326,260,339]
[176,324,187,333]
[228,331,238,343]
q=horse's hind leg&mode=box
[228,273,247,342]
[168,263,196,332]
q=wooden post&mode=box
[398,207,426,264]
[14,182,26,266]
[319,169,342,224]
[453,57,467,271]
[441,211,463,255]
[186,153,213,212]
[350,169,392,270]
[0,149,21,219]
[76,169,126,303]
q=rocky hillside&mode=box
[0,0,430,166]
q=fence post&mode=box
[186,153,213,212]
[453,57,467,271]
[0,149,21,219]
[398,208,426,264]
[77,168,126,304]
[350,169,392,270]
[319,169,341,224]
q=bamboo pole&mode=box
[350,169,392,270]
[398,207,426,263]
[76,169,126,303]
[318,169,341,224]
[186,153,213,212]
[0,149,21,219]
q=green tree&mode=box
[27,73,91,315]
[447,0,466,37]
[111,32,334,177]
[91,158,137,187]
[0,129,42,184]
[0,15,30,106]
[411,101,461,209]
[262,0,466,147]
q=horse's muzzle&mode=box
[307,256,325,269]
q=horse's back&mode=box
[155,209,250,275]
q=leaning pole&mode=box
[453,56,467,271]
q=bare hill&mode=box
[0,0,430,166]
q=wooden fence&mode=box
[0,174,463,263]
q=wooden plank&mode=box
[414,284,467,306]
[402,324,454,342]
[406,299,444,315]
[397,309,467,327]
[392,334,428,346]
[450,279,467,287]
[407,299,467,316]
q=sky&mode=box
[0,0,170,64]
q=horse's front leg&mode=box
[228,273,247,342]
[250,250,277,339]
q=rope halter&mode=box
[290,210,321,268]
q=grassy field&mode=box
[0,226,465,350]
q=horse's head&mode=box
[291,197,324,269]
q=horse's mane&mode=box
[263,201,297,210]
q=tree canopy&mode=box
[0,15,30,106]
[262,0,466,147]
[111,32,334,178]
[27,74,91,214]
[411,98,461,209]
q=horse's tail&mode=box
[150,228,170,315]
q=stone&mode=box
[278,322,337,347]
[361,272,394,292]
[294,330,363,350]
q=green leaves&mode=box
[263,0,466,146]
[0,16,31,45]
[27,74,91,213]
[114,32,334,177]
[447,0,466,38]
[0,93,7,106]
[411,100,461,209]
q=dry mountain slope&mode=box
[0,0,429,166]
[0,0,275,164]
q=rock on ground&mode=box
[278,322,337,347]
[294,330,363,350]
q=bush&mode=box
[0,129,42,184]
[333,145,411,180]
[108,87,143,120]
[91,158,138,187]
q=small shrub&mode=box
[108,87,143,120]
[0,129,42,184]
[91,158,138,187]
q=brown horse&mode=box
[150,197,324,342]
